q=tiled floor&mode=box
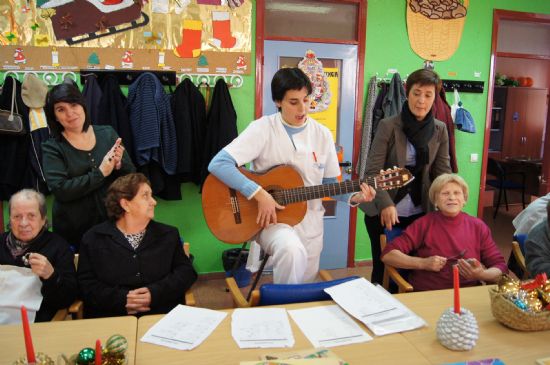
[192,204,522,310]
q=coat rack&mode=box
[1,71,244,89]
[442,79,484,93]
[80,69,177,86]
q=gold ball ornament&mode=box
[497,275,520,294]
[524,296,543,312]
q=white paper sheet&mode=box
[231,308,295,348]
[324,277,426,336]
[0,265,43,324]
[140,304,227,350]
[287,305,372,348]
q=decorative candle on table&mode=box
[21,306,36,364]
[95,340,102,365]
[453,264,460,314]
[435,264,479,351]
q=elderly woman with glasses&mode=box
[381,174,507,291]
[0,189,77,321]
[77,173,197,318]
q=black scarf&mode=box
[399,102,435,206]
[6,225,47,261]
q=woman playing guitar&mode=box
[207,68,375,284]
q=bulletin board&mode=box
[0,0,251,74]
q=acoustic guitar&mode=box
[202,165,413,244]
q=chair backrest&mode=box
[511,233,529,279]
[487,158,505,179]
[258,276,360,306]
[380,227,413,293]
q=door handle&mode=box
[339,161,352,174]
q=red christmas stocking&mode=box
[211,11,236,49]
[174,19,202,58]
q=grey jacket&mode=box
[359,113,452,216]
[525,220,550,277]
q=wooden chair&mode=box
[55,242,196,320]
[380,229,413,293]
[511,234,529,279]
[225,270,358,308]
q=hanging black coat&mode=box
[171,78,207,185]
[0,77,32,200]
[200,79,238,187]
[97,75,135,163]
[82,74,102,126]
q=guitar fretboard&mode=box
[273,176,378,205]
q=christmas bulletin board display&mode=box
[406,0,468,61]
[0,0,251,74]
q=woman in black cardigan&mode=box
[0,189,77,322]
[78,173,197,318]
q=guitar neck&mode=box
[274,176,377,205]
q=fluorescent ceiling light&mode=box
[266,2,332,15]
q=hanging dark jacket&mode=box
[171,78,207,185]
[82,74,102,126]
[432,88,458,173]
[98,75,135,163]
[127,72,177,175]
[0,77,32,200]
[200,79,238,187]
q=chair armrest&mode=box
[225,277,250,308]
[185,289,196,307]
[386,266,413,293]
[51,308,68,321]
[69,300,84,320]
[318,269,333,281]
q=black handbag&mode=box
[0,78,25,135]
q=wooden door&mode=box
[502,87,548,159]
[523,88,548,159]
[502,88,525,158]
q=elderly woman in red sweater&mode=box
[381,173,507,291]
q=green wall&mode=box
[2,0,550,273]
[354,0,550,261]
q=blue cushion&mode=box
[258,276,360,306]
[384,227,404,243]
[513,233,527,255]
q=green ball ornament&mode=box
[77,347,95,364]
[106,334,128,355]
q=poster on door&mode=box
[310,67,339,142]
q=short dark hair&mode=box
[105,173,150,220]
[405,69,442,96]
[45,83,91,140]
[271,67,313,108]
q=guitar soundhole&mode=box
[269,189,285,206]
